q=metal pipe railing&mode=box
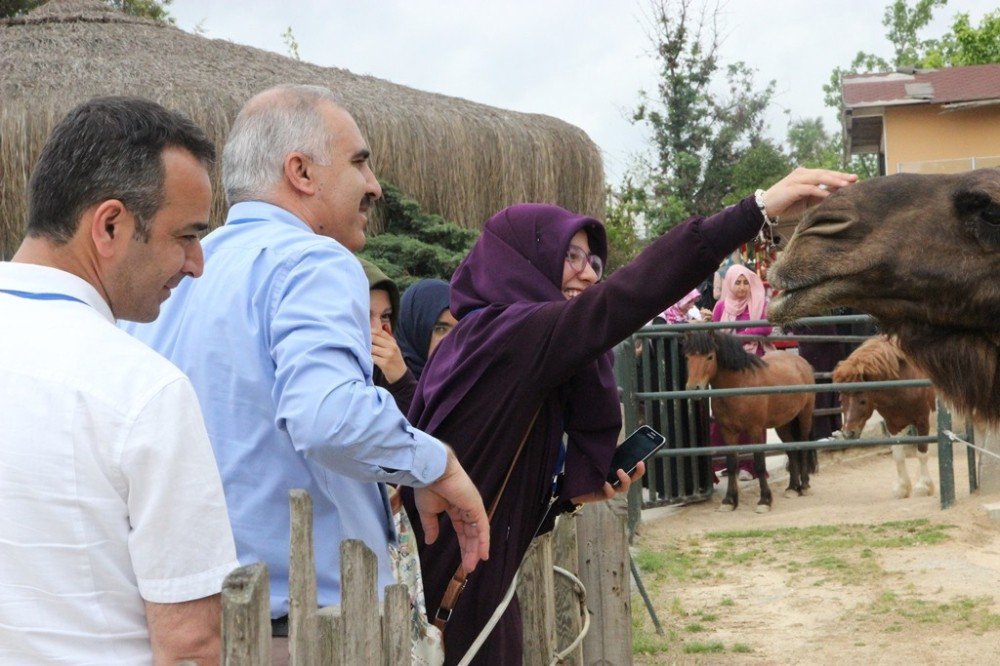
[638,378,932,401]
[620,314,975,513]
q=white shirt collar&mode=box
[0,262,115,323]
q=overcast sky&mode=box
[167,0,993,183]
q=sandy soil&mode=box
[631,442,1000,665]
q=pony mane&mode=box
[832,335,904,383]
[683,330,766,372]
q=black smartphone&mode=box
[607,425,666,486]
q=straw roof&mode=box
[0,0,605,257]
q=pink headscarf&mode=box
[662,288,702,324]
[720,264,766,322]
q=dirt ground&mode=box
[631,441,1000,665]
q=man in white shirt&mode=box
[0,97,239,665]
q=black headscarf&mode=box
[395,279,451,379]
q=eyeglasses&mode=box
[565,245,603,280]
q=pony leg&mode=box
[719,453,739,512]
[913,443,935,497]
[796,411,816,496]
[753,430,772,513]
[754,448,772,514]
[891,444,912,499]
[784,450,804,499]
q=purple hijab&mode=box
[414,203,617,499]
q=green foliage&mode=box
[924,10,1000,66]
[722,140,792,206]
[282,25,301,61]
[682,640,725,654]
[0,0,39,16]
[0,0,173,20]
[884,0,949,66]
[602,185,643,275]
[359,182,476,290]
[786,118,842,170]
[615,0,779,245]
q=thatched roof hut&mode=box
[0,0,605,257]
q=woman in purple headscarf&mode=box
[402,168,857,665]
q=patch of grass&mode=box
[683,640,726,654]
[855,593,1000,634]
[630,595,672,655]
[691,519,957,586]
[698,612,718,622]
[684,622,707,633]
[669,597,686,617]
[634,545,714,583]
[632,629,672,655]
[719,597,735,607]
[732,643,753,653]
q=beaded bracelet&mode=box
[753,188,774,226]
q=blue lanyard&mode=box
[0,288,88,306]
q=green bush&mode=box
[360,182,477,290]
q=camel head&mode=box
[769,168,1000,422]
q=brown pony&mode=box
[832,336,936,499]
[684,331,817,513]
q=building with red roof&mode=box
[841,63,1000,174]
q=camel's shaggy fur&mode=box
[769,168,1000,423]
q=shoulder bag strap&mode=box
[433,407,542,631]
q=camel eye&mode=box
[707,354,715,361]
[982,205,1000,226]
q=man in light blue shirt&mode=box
[124,85,489,638]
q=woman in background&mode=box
[710,263,775,479]
[396,278,458,380]
[360,258,417,412]
[713,264,774,357]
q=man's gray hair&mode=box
[222,84,343,205]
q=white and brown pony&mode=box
[832,336,936,499]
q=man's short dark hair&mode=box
[26,96,215,243]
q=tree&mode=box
[621,0,776,239]
[722,140,792,207]
[0,0,173,20]
[785,118,842,171]
[359,183,477,290]
[282,26,301,61]
[924,9,1000,66]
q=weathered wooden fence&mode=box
[221,490,635,664]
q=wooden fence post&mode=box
[383,583,412,666]
[289,489,317,665]
[519,533,557,664]
[315,606,344,666]
[221,563,271,665]
[552,515,584,666]
[340,539,383,663]
[576,500,632,665]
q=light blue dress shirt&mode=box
[124,201,448,615]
